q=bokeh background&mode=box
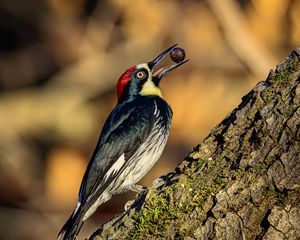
[0,0,299,239]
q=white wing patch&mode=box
[103,154,125,181]
[72,201,81,217]
[154,100,158,115]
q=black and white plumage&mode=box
[58,45,188,240]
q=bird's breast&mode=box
[118,99,171,189]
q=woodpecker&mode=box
[58,45,188,240]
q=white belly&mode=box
[127,137,168,186]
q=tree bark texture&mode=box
[89,49,300,240]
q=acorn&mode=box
[170,47,186,63]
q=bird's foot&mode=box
[128,184,147,194]
[152,177,165,189]
[124,200,135,211]
[124,185,148,211]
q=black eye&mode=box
[136,70,146,79]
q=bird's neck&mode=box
[139,79,162,98]
[118,79,163,103]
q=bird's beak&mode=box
[148,44,188,83]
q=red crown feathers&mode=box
[116,65,137,99]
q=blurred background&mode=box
[0,0,299,239]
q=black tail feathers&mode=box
[57,209,84,240]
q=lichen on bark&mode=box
[89,49,300,240]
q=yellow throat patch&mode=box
[140,79,163,97]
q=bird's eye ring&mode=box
[136,71,146,79]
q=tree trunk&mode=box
[89,49,300,240]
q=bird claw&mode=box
[125,185,148,211]
[124,180,165,211]
[124,200,135,211]
[152,177,165,189]
[129,184,147,193]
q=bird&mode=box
[57,44,188,240]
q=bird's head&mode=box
[116,44,188,102]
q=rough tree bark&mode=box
[89,49,300,240]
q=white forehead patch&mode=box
[136,63,151,74]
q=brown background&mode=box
[0,0,299,239]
